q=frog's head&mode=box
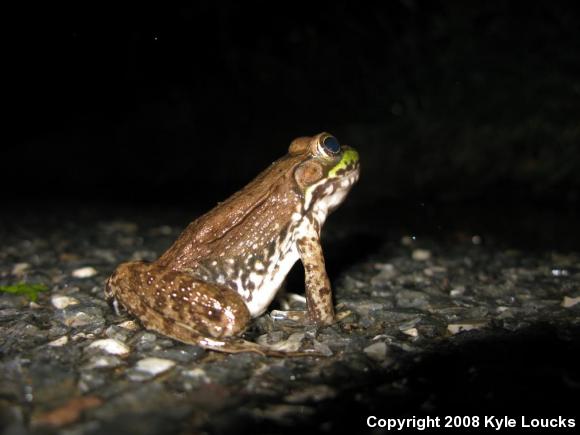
[289,132,360,217]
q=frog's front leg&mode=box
[296,228,335,325]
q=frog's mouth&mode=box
[329,147,360,178]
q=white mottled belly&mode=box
[244,244,299,317]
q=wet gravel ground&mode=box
[1,204,579,434]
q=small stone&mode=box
[471,235,482,245]
[423,266,447,276]
[395,290,429,309]
[402,327,418,337]
[87,339,130,356]
[105,325,132,342]
[149,346,205,363]
[118,320,139,330]
[72,332,95,341]
[134,357,175,377]
[182,368,211,383]
[561,296,580,308]
[72,267,98,278]
[363,341,388,361]
[371,264,398,286]
[447,321,487,335]
[12,263,30,276]
[285,385,337,403]
[48,336,69,347]
[132,331,158,351]
[83,355,123,370]
[60,306,104,328]
[51,295,79,309]
[261,332,305,353]
[412,249,431,261]
[450,286,466,297]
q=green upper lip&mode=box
[329,147,359,177]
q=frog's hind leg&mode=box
[105,261,292,356]
[131,304,290,357]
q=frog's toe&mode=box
[270,309,308,323]
[334,309,353,322]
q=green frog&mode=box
[105,132,359,355]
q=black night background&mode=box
[2,2,580,434]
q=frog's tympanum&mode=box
[105,133,359,355]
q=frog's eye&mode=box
[318,134,341,157]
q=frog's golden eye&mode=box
[318,134,341,158]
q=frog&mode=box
[105,132,359,355]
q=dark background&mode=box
[5,1,580,214]
[2,3,580,430]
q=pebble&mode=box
[182,368,211,383]
[371,263,398,283]
[395,290,429,309]
[134,357,175,376]
[51,295,80,309]
[105,325,132,342]
[285,385,337,403]
[72,267,98,278]
[450,286,466,297]
[118,320,140,330]
[149,346,205,363]
[402,327,419,337]
[561,296,580,308]
[48,336,69,347]
[363,341,388,361]
[423,266,447,276]
[12,262,30,276]
[60,306,104,328]
[83,355,123,370]
[447,321,487,335]
[261,332,305,353]
[87,338,130,356]
[412,249,432,261]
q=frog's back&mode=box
[158,154,303,270]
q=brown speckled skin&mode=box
[105,133,359,355]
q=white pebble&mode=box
[51,295,80,309]
[363,341,388,361]
[450,286,466,297]
[118,320,139,330]
[48,336,69,347]
[402,327,419,337]
[72,267,98,278]
[87,339,130,356]
[12,263,30,275]
[561,296,580,308]
[135,357,175,376]
[412,249,431,261]
[447,321,486,335]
